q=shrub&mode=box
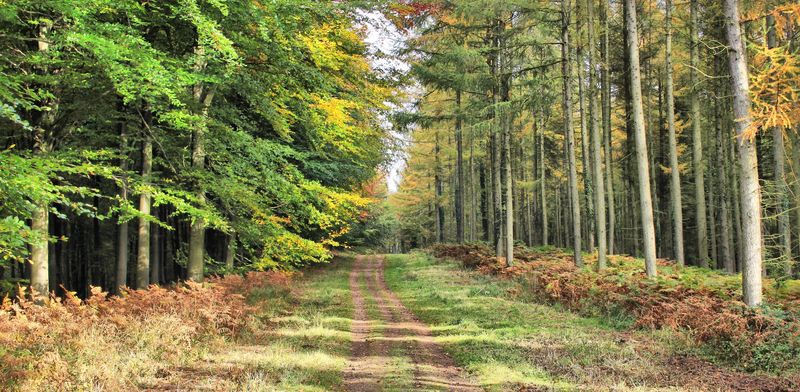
[0,271,293,390]
[430,244,800,373]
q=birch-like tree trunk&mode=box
[187,85,215,282]
[116,113,129,293]
[587,0,607,270]
[136,130,152,290]
[601,0,615,255]
[690,0,710,267]
[664,0,685,266]
[30,23,53,299]
[724,0,763,306]
[625,0,658,277]
[562,0,583,267]
[455,89,465,244]
[766,14,792,276]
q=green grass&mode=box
[186,256,357,391]
[384,252,693,391]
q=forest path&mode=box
[344,255,482,392]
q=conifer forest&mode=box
[1,0,800,390]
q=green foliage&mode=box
[0,0,396,276]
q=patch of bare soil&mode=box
[344,255,482,391]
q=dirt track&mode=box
[344,255,482,391]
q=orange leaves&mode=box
[0,272,292,387]
[749,44,800,133]
[745,3,800,137]
[430,244,800,368]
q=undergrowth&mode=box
[0,271,293,390]
[430,243,800,374]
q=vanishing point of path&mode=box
[344,255,482,392]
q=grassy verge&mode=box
[179,255,357,391]
[384,252,797,391]
[0,256,356,391]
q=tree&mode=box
[625,0,658,277]
[664,0,684,266]
[724,0,763,306]
[587,0,608,270]
[690,0,709,268]
[562,0,583,267]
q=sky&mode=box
[359,9,417,194]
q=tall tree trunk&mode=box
[766,14,792,276]
[665,0,685,266]
[539,120,548,246]
[434,127,445,242]
[625,0,658,277]
[724,0,763,307]
[136,130,152,290]
[601,0,615,255]
[578,44,595,252]
[225,234,236,271]
[690,0,710,267]
[492,20,504,257]
[455,89,465,244]
[187,82,215,282]
[503,102,514,266]
[587,0,608,270]
[562,0,583,267]
[30,23,54,299]
[793,134,800,270]
[149,223,160,285]
[116,113,130,293]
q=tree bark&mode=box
[434,127,444,242]
[29,22,57,299]
[724,0,763,306]
[455,89,465,244]
[665,0,685,266]
[601,0,615,255]
[766,14,792,276]
[562,0,583,267]
[225,234,236,271]
[503,102,514,266]
[690,0,710,267]
[136,131,152,290]
[187,82,215,282]
[587,0,608,270]
[116,112,130,293]
[625,0,658,277]
[539,120,548,246]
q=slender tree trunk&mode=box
[30,201,49,297]
[578,47,595,253]
[136,131,152,290]
[724,0,763,307]
[766,15,792,276]
[587,0,608,270]
[149,223,160,285]
[601,0,615,255]
[455,89,465,244]
[187,83,215,282]
[665,0,685,266]
[503,103,514,266]
[30,23,53,299]
[225,234,236,271]
[562,0,583,267]
[539,120,548,246]
[690,0,710,267]
[492,23,504,257]
[434,127,445,242]
[116,114,129,293]
[625,0,658,277]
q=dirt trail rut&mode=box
[344,255,481,392]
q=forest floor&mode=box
[141,252,797,391]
